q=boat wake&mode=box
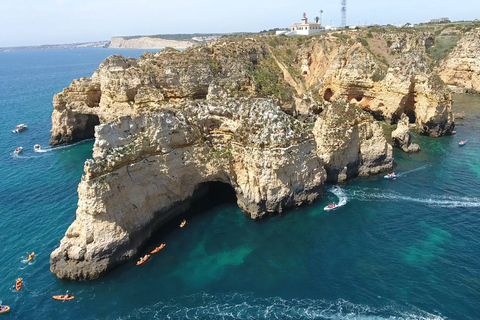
[123,292,445,320]
[12,139,93,158]
[327,185,348,207]
[346,187,480,208]
[396,164,430,177]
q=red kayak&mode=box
[136,254,150,265]
[15,278,22,291]
[151,243,166,254]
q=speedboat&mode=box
[12,124,28,133]
[324,203,338,211]
[459,140,467,146]
[34,144,41,151]
[14,147,23,154]
[384,172,397,179]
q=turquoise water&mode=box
[1,49,480,319]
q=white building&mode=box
[276,13,324,36]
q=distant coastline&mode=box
[0,33,246,52]
[0,41,110,52]
[108,36,196,50]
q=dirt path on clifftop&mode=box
[267,47,305,96]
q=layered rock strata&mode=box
[439,27,480,94]
[299,36,454,137]
[50,31,455,279]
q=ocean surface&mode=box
[1,48,479,319]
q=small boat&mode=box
[12,124,28,133]
[136,254,150,266]
[151,243,166,254]
[324,203,338,211]
[384,172,397,179]
[0,305,10,314]
[14,147,23,154]
[180,219,187,228]
[459,140,467,146]
[33,144,41,151]
[28,252,35,261]
[53,294,74,301]
[15,278,22,291]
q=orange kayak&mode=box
[180,219,186,227]
[136,254,150,265]
[15,278,22,291]
[151,244,166,254]
[0,305,10,313]
[53,295,74,301]
[28,252,35,261]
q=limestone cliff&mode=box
[50,31,456,280]
[438,27,480,94]
[108,36,195,49]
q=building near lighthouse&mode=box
[276,13,324,36]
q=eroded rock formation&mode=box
[439,27,480,94]
[391,113,420,153]
[50,31,455,280]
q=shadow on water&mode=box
[144,181,239,249]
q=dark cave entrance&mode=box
[146,182,238,245]
[188,181,238,211]
[424,37,434,50]
[71,113,100,142]
[347,91,364,102]
[324,88,333,101]
[404,82,417,123]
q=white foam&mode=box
[328,185,348,207]
[120,292,445,320]
[347,187,480,208]
[396,164,431,177]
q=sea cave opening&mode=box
[146,182,238,246]
[71,113,100,142]
[404,82,417,123]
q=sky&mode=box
[1,0,479,47]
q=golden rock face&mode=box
[50,29,459,280]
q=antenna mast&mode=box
[341,0,347,28]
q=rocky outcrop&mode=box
[438,27,480,94]
[50,31,456,280]
[50,95,392,279]
[299,33,454,137]
[108,36,195,49]
[391,113,420,153]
